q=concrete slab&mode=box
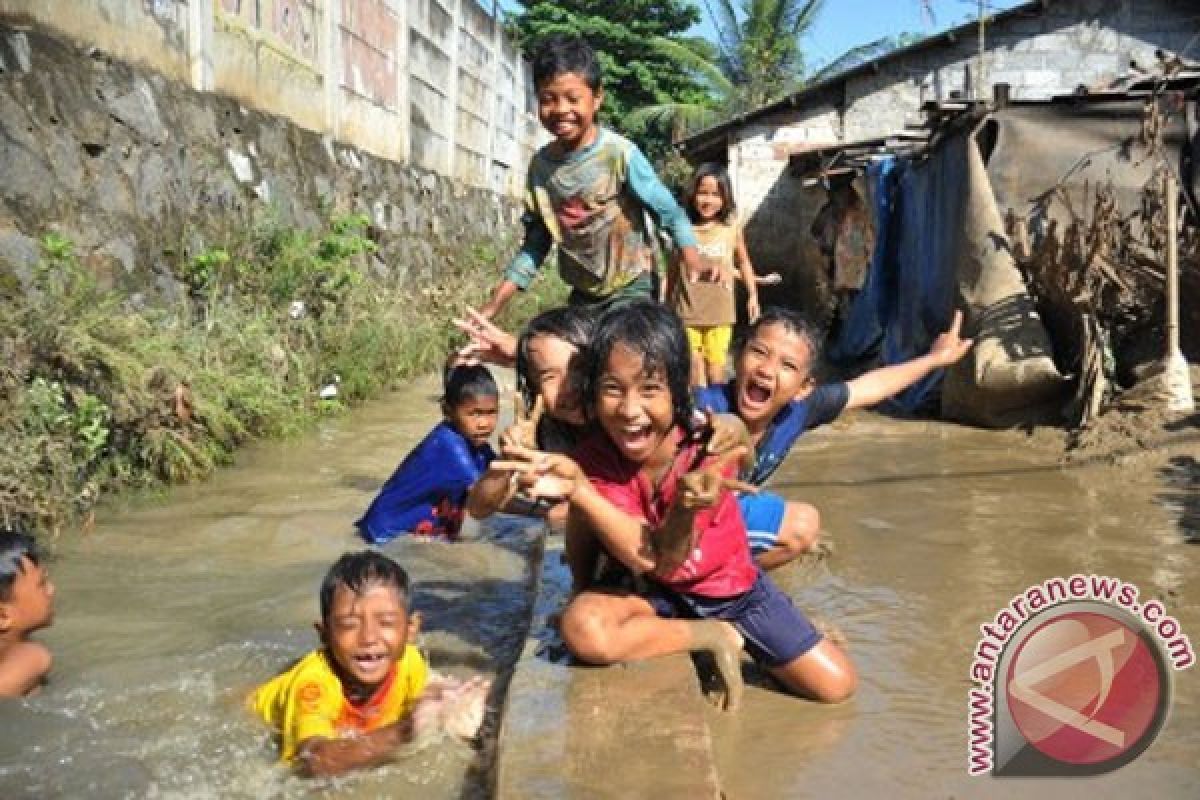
[495,534,722,800]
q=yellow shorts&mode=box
[686,325,733,365]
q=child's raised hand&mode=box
[679,445,756,511]
[928,309,973,367]
[492,445,584,502]
[500,393,544,451]
[453,307,517,366]
[701,412,756,483]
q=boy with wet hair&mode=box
[696,306,972,569]
[250,550,489,776]
[0,528,55,697]
[477,35,707,317]
[357,364,499,543]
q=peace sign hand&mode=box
[453,306,518,367]
[678,445,756,511]
[490,444,583,503]
[500,393,545,451]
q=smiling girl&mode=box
[499,302,858,708]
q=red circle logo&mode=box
[1005,611,1161,766]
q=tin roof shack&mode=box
[789,75,1200,429]
[678,0,1200,330]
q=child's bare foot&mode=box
[693,620,745,712]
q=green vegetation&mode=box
[624,0,826,144]
[0,217,566,535]
[508,0,712,161]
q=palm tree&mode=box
[624,0,825,142]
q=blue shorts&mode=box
[739,492,786,554]
[644,574,822,667]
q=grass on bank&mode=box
[0,216,566,536]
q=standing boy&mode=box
[0,528,55,697]
[250,550,489,776]
[478,35,708,317]
[357,365,499,544]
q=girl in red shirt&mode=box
[496,302,857,707]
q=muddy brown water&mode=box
[709,414,1200,799]
[2,379,1198,798]
[0,374,539,799]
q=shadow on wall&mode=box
[742,165,831,327]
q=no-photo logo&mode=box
[968,576,1195,777]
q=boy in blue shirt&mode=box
[478,35,708,317]
[696,307,972,569]
[357,366,499,544]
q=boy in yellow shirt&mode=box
[250,550,489,776]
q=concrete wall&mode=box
[0,0,539,195]
[721,0,1199,318]
[0,22,521,303]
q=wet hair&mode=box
[515,305,597,408]
[734,306,823,367]
[0,528,40,603]
[319,550,409,622]
[585,301,693,430]
[532,35,602,91]
[684,163,735,225]
[442,364,498,409]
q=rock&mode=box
[0,139,55,211]
[97,234,138,275]
[136,150,172,218]
[108,80,169,145]
[0,229,40,290]
[3,32,31,74]
[225,148,255,184]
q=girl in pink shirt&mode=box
[496,302,856,708]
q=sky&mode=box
[495,1,1029,75]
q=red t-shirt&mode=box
[572,428,758,598]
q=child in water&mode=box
[0,528,55,697]
[357,365,499,544]
[250,550,489,776]
[668,163,765,388]
[477,35,705,317]
[497,302,857,708]
[696,307,973,570]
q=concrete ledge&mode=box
[495,534,721,800]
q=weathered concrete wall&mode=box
[0,0,539,195]
[723,0,1198,319]
[0,23,520,300]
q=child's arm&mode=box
[493,448,664,574]
[296,723,413,778]
[479,213,554,320]
[0,641,52,697]
[453,307,517,367]
[733,227,761,323]
[844,310,973,411]
[623,148,725,287]
[465,467,518,521]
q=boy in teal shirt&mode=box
[479,35,707,316]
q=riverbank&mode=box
[0,220,566,536]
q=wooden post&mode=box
[1164,170,1194,411]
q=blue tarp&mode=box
[826,148,962,414]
